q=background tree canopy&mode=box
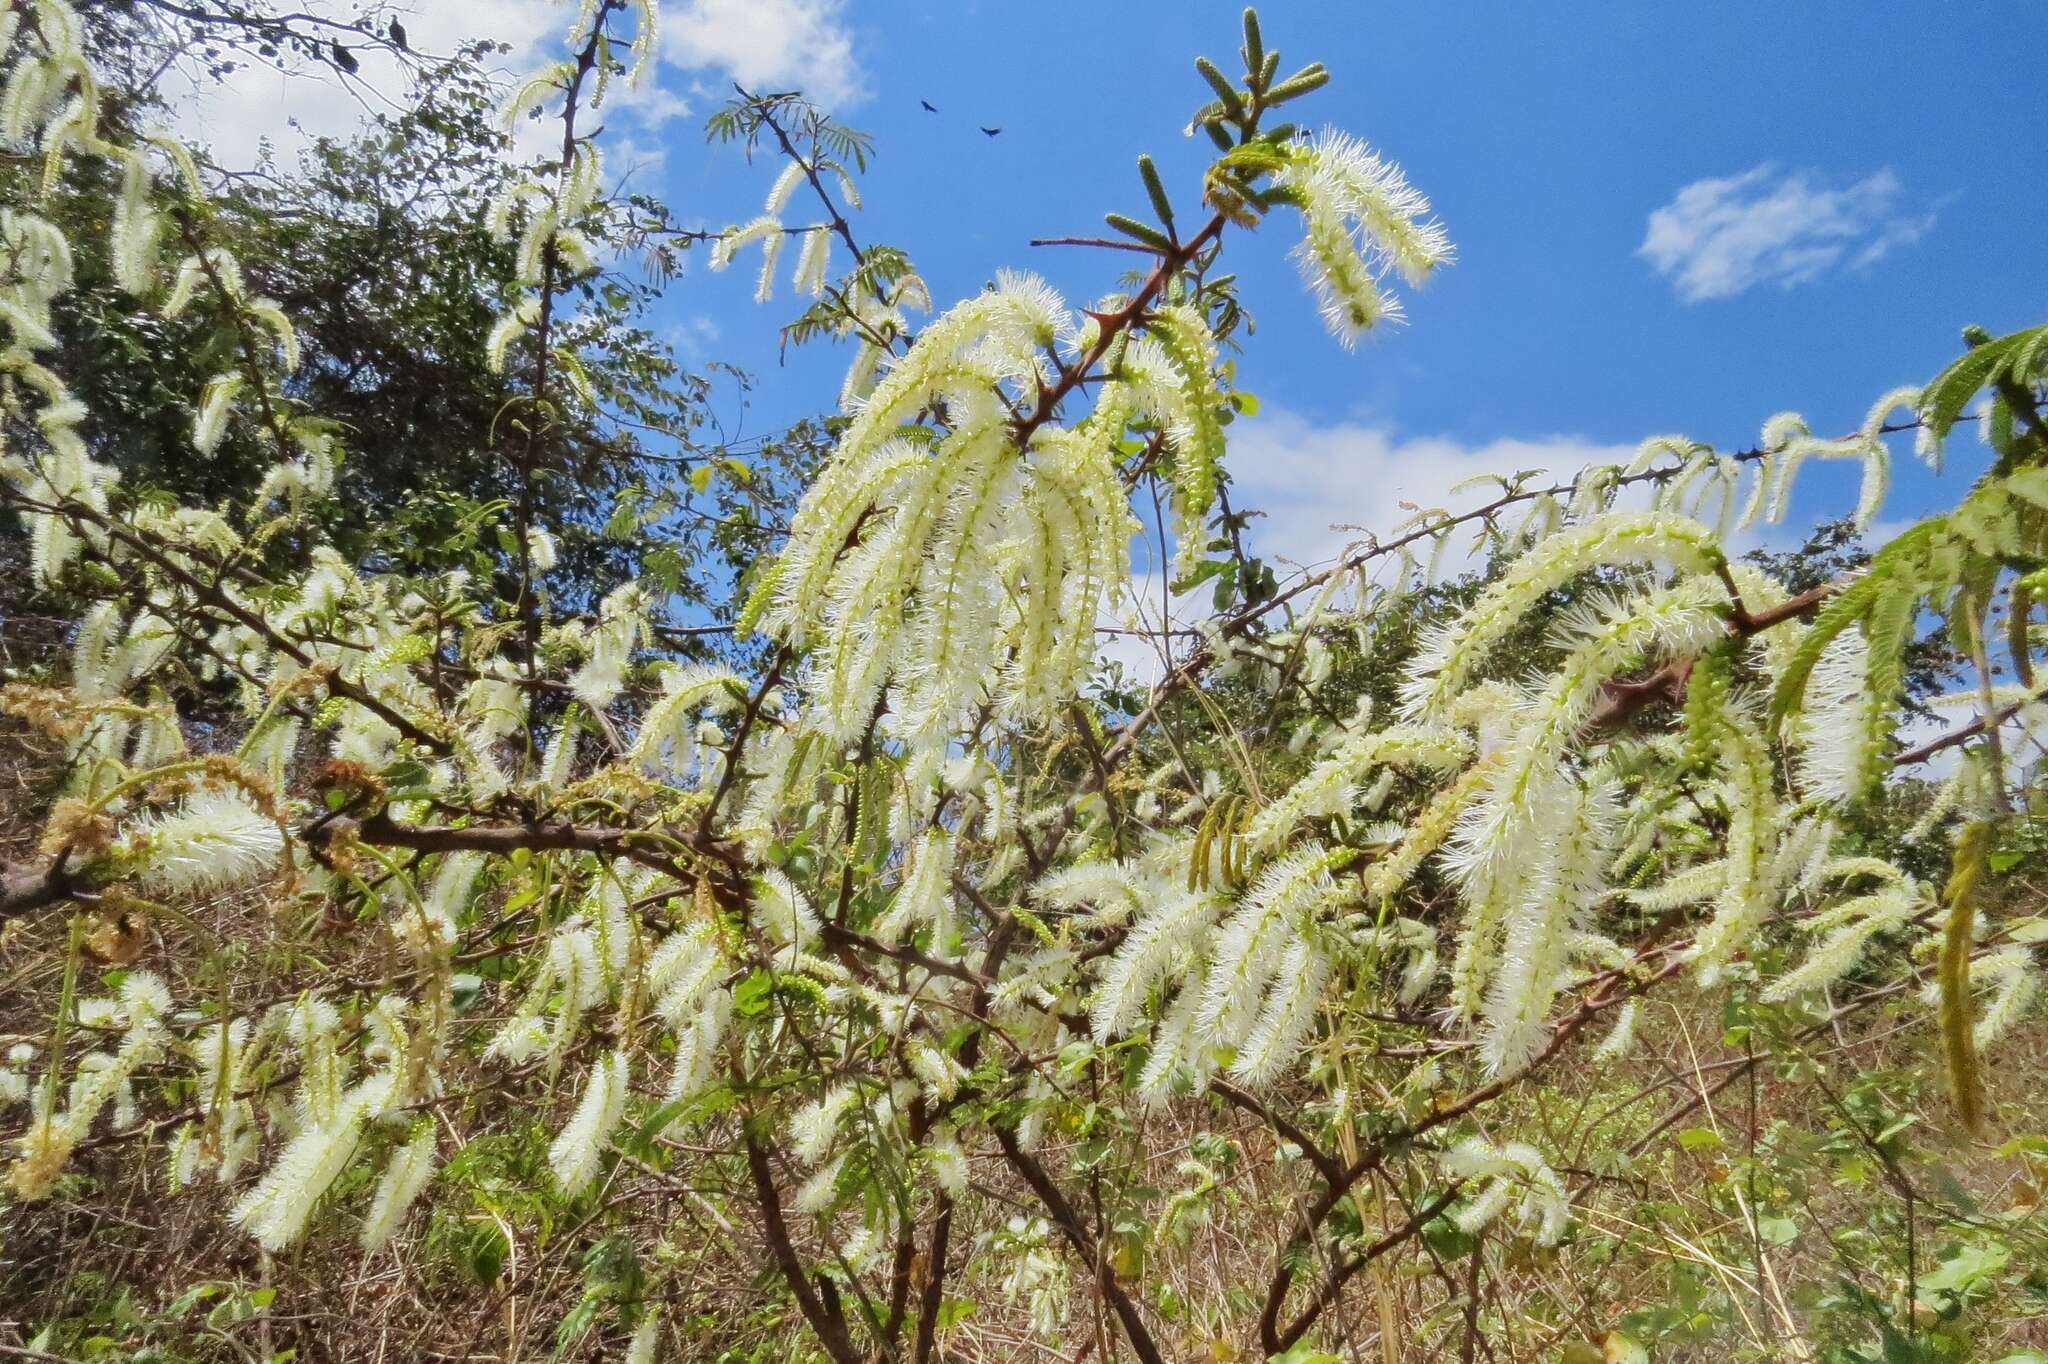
[1,4,2045,1364]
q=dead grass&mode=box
[4,718,2046,1363]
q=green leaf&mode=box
[1270,1343,1340,1364]
[1917,1243,2008,1293]
[732,967,775,1017]
[168,1283,227,1317]
[1422,1211,1478,1260]
[206,1285,273,1328]
[2006,467,2048,510]
[1921,327,2031,440]
[462,1221,510,1286]
[602,499,640,539]
[1603,1332,1650,1364]
[383,759,431,793]
[1676,1127,1724,1152]
[1104,212,1174,252]
[1169,557,1229,595]
[1265,62,1330,104]
[1137,155,1175,229]
[1193,56,1245,118]
[553,1296,601,1355]
[1878,1327,1938,1364]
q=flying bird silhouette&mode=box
[979,126,1002,137]
[920,99,937,112]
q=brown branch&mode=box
[1458,1227,1487,1364]
[745,1133,862,1364]
[2,803,740,925]
[0,858,81,919]
[992,1124,1167,1364]
[1258,951,1687,1356]
[1579,581,1838,734]
[1737,580,1836,633]
[818,920,986,989]
[1210,1076,1344,1188]
[911,1194,955,1364]
[326,812,750,906]
[1028,235,1164,254]
[1015,214,1226,443]
[1583,657,1692,734]
[1894,681,2048,767]
[512,1,622,681]
[741,87,870,274]
[1274,1186,1462,1356]
[698,646,789,838]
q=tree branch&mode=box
[745,1132,862,1364]
[992,1124,1167,1364]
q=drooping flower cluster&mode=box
[748,271,1144,751]
[1276,128,1453,345]
[1439,1137,1570,1245]
[11,973,171,1200]
[3,2,2041,1351]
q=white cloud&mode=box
[1220,409,1637,574]
[1099,410,1638,683]
[164,0,561,170]
[663,0,863,110]
[160,0,862,173]
[1639,164,1939,303]
[669,314,723,359]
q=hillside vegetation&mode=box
[2,4,2046,1361]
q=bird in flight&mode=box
[920,99,938,112]
[979,126,1002,137]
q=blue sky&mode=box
[183,0,2048,568]
[637,0,2047,566]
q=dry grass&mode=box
[4,715,2046,1363]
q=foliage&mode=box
[4,8,799,639]
[2,3,2047,1362]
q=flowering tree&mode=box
[2,2,2045,1359]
